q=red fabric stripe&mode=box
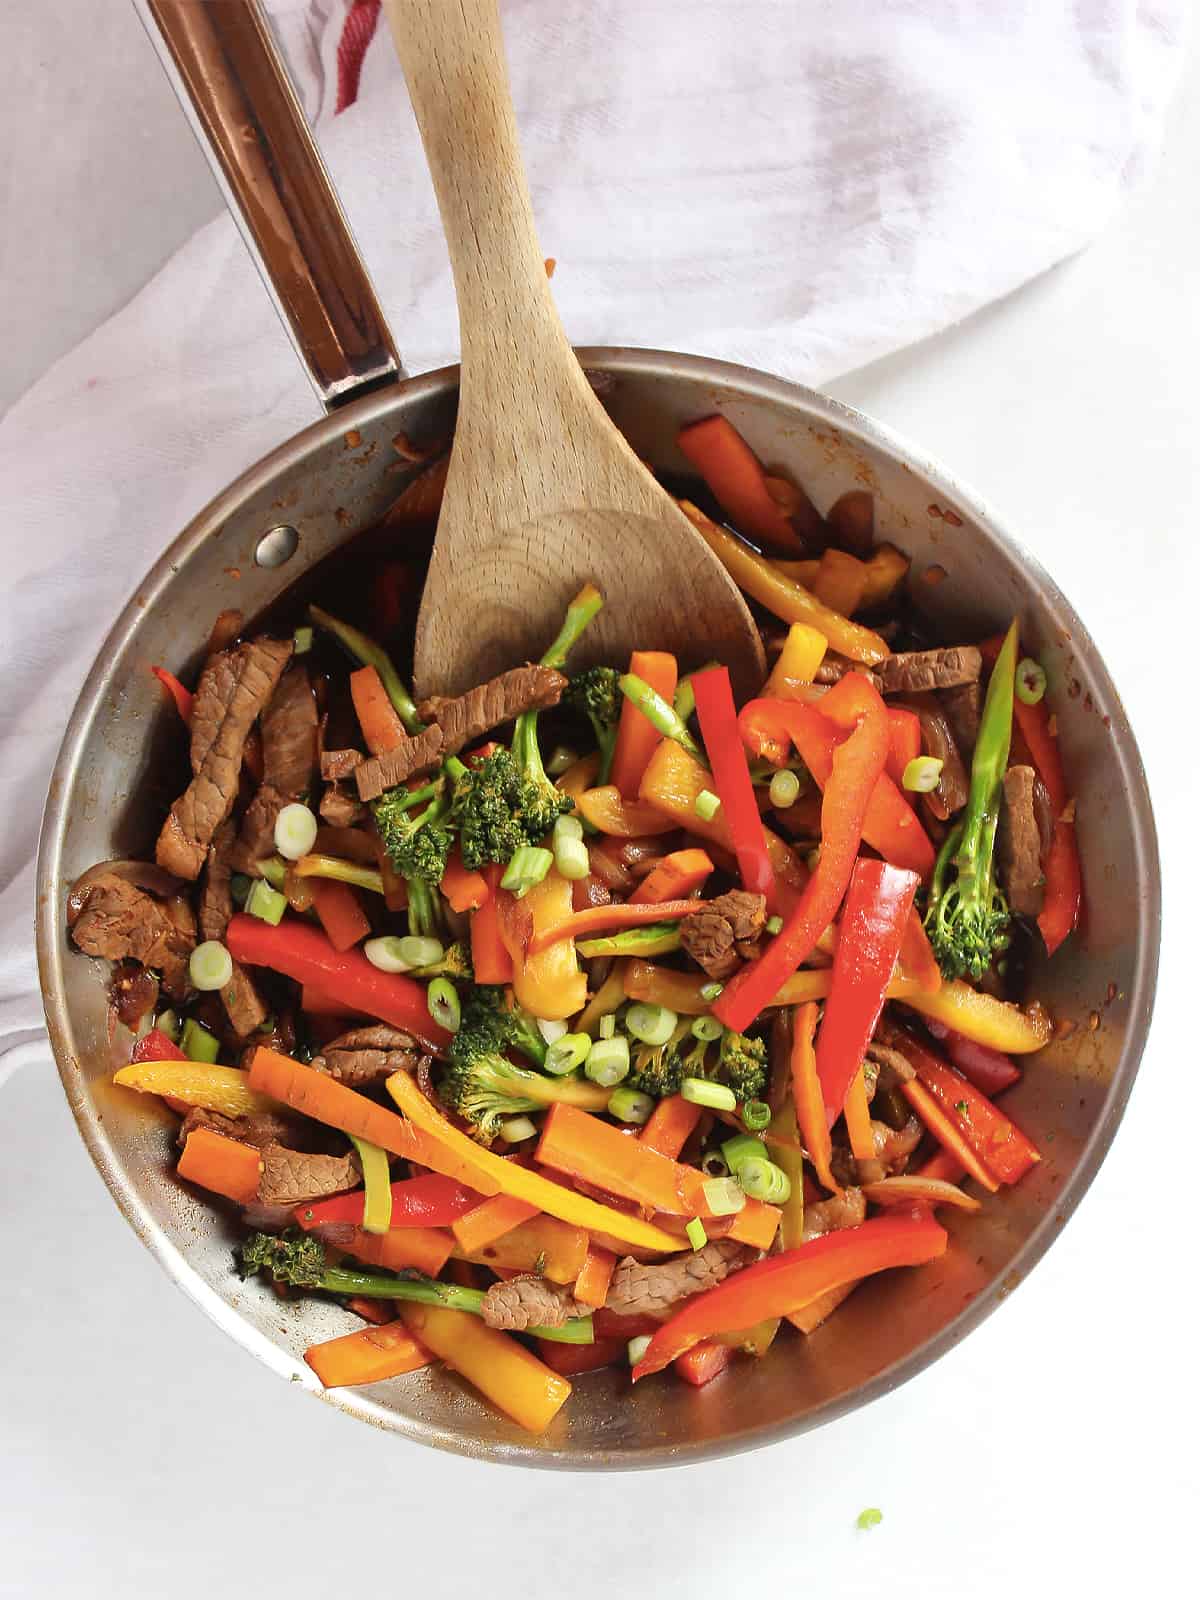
[336,0,381,115]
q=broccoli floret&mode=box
[715,1029,768,1103]
[511,711,574,841]
[372,784,452,885]
[457,985,546,1066]
[627,1020,694,1099]
[411,940,473,983]
[628,1022,767,1102]
[238,1229,328,1288]
[566,665,621,784]
[451,748,534,869]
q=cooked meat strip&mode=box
[679,890,767,980]
[198,820,269,1037]
[71,871,195,998]
[319,783,365,827]
[156,637,292,879]
[321,748,364,781]
[802,1186,866,1242]
[814,655,851,685]
[416,665,568,754]
[940,681,980,757]
[176,1106,296,1151]
[874,646,982,697]
[233,665,318,872]
[480,1275,589,1331]
[999,764,1045,917]
[312,1024,426,1087]
[354,725,446,800]
[1032,774,1055,857]
[605,1238,752,1319]
[872,1115,923,1174]
[864,1042,916,1090]
[256,1145,360,1207]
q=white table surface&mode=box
[3,6,1198,1597]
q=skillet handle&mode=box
[134,0,402,410]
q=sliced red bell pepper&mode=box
[739,696,935,878]
[885,707,922,789]
[294,1173,484,1231]
[714,673,890,1034]
[470,863,513,984]
[673,1340,732,1387]
[895,1027,1039,1185]
[632,1216,948,1379]
[536,1336,626,1377]
[815,858,919,1125]
[151,666,193,725]
[923,1019,1020,1095]
[131,1028,188,1064]
[226,912,451,1049]
[691,666,776,901]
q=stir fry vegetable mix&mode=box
[70,416,1078,1434]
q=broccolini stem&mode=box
[951,621,1018,887]
[619,673,704,760]
[316,1267,595,1343]
[576,922,684,958]
[309,606,424,734]
[538,583,605,671]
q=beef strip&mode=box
[198,820,269,1037]
[256,1144,360,1207]
[605,1238,752,1319]
[319,783,365,827]
[873,646,982,697]
[233,664,318,872]
[998,764,1045,917]
[176,1106,296,1151]
[679,890,767,980]
[320,749,364,781]
[481,1275,588,1331]
[71,871,195,998]
[940,681,981,757]
[416,665,567,753]
[311,1024,426,1088]
[156,637,292,879]
[864,1042,916,1090]
[354,725,446,800]
[872,1115,923,1174]
[802,1187,866,1242]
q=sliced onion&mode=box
[861,1176,982,1213]
[66,859,186,926]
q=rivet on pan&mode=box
[255,525,299,568]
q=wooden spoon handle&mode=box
[382,0,563,371]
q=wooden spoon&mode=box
[381,0,766,701]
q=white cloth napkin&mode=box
[0,0,1186,1080]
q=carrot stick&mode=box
[676,415,807,552]
[440,847,489,913]
[305,1320,432,1389]
[639,1094,703,1159]
[400,1302,571,1434]
[451,1193,540,1254]
[309,877,371,952]
[346,1296,395,1326]
[574,1247,617,1309]
[790,1002,838,1191]
[900,1079,1000,1193]
[843,1066,877,1164]
[350,664,407,754]
[610,651,678,797]
[338,1225,454,1278]
[629,847,714,905]
[525,897,710,955]
[176,1128,262,1204]
[471,864,513,983]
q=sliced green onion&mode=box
[553,814,584,843]
[189,940,233,993]
[256,856,287,889]
[584,1035,631,1087]
[698,980,724,1003]
[722,1133,768,1173]
[180,1018,220,1064]
[702,1176,747,1216]
[627,1334,652,1366]
[427,978,461,1034]
[501,845,554,898]
[154,1009,180,1044]
[737,1156,792,1204]
[625,1002,677,1047]
[691,1014,724,1042]
[608,1086,654,1124]
[599,1013,617,1040]
[537,1017,569,1045]
[348,1134,393,1234]
[685,1217,708,1250]
[765,914,784,935]
[545,745,579,778]
[1016,657,1047,705]
[553,832,590,881]
[699,1151,729,1179]
[618,673,703,758]
[397,935,444,970]
[229,873,252,907]
[292,625,314,655]
[682,1076,736,1111]
[857,1508,883,1532]
[694,789,722,822]
[741,1099,772,1131]
[245,878,287,926]
[499,1116,538,1143]
[768,768,801,809]
[902,755,944,793]
[364,935,414,973]
[545,1032,592,1076]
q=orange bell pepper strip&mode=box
[632,1215,949,1379]
[673,1340,733,1387]
[470,863,513,984]
[304,1319,433,1389]
[714,673,891,1034]
[151,665,193,724]
[676,415,807,552]
[900,1079,999,1193]
[610,651,678,797]
[496,869,588,1020]
[440,847,489,913]
[814,858,920,1125]
[574,1247,617,1309]
[787,1281,857,1334]
[177,1128,262,1204]
[895,1028,1040,1185]
[842,1067,877,1164]
[400,1302,571,1434]
[337,1225,455,1278]
[886,707,922,788]
[789,1001,837,1192]
[692,665,776,901]
[308,877,371,952]
[629,847,714,905]
[899,909,942,994]
[451,1193,540,1254]
[576,785,679,837]
[456,1214,589,1284]
[349,664,407,754]
[526,897,710,955]
[763,623,828,701]
[639,1094,703,1158]
[740,696,935,878]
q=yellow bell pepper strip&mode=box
[526,897,709,955]
[451,1193,540,1254]
[113,1059,276,1120]
[691,665,777,900]
[676,414,810,551]
[678,498,890,664]
[632,1215,949,1379]
[400,1302,571,1434]
[812,549,869,616]
[453,1213,589,1285]
[763,622,828,700]
[575,784,679,837]
[554,751,600,803]
[495,868,588,1021]
[305,1319,433,1389]
[858,543,911,609]
[575,961,628,1035]
[385,1068,686,1253]
[788,1000,837,1193]
[714,672,891,1036]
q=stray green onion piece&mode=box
[499,1116,538,1144]
[599,1013,617,1040]
[584,1035,631,1088]
[702,1176,747,1216]
[364,935,415,974]
[427,977,461,1034]
[627,1334,652,1366]
[608,1086,655,1124]
[682,1076,737,1111]
[699,1151,729,1179]
[244,879,287,926]
[698,980,724,1003]
[1016,657,1047,705]
[545,1032,592,1076]
[292,625,314,655]
[256,856,288,889]
[553,831,590,881]
[180,1018,220,1064]
[857,1508,883,1532]
[685,1217,708,1250]
[902,755,944,793]
[189,939,233,993]
[501,845,554,898]
[618,672,704,758]
[768,768,801,809]
[626,1002,678,1047]
[694,789,722,822]
[154,1009,180,1044]
[721,1133,768,1173]
[736,1156,792,1204]
[348,1134,393,1234]
[538,1017,570,1045]
[398,935,444,970]
[741,1099,772,1131]
[765,915,783,935]
[691,1014,724,1043]
[546,745,579,778]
